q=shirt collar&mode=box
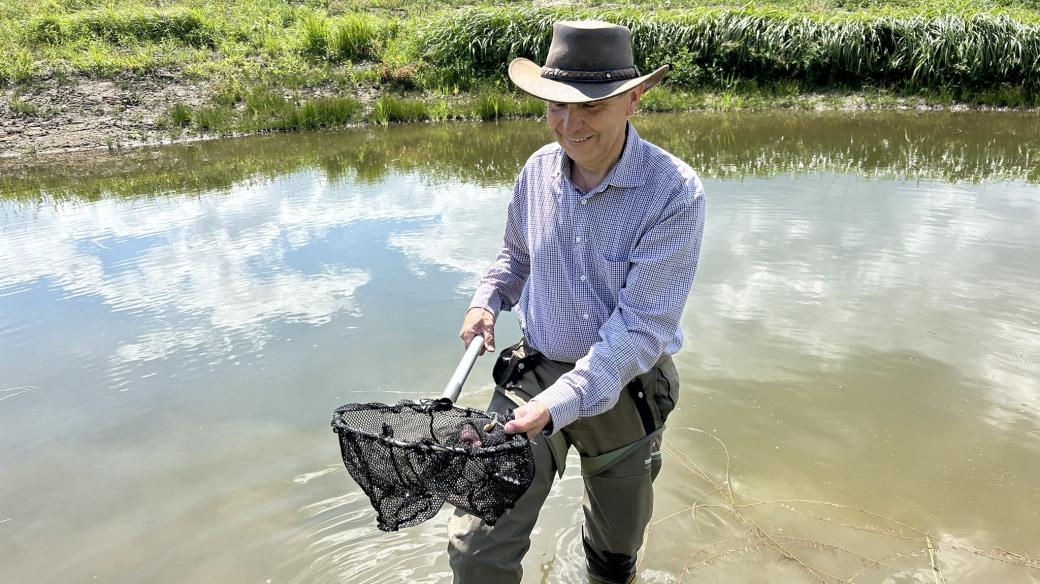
[605,122,645,189]
[554,122,646,192]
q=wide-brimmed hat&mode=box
[508,20,669,104]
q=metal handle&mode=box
[441,335,484,403]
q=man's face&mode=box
[547,88,642,173]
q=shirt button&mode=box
[582,313,589,320]
[579,275,586,282]
[575,236,582,243]
[580,199,588,205]
[517,363,525,370]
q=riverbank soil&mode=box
[1,73,210,156]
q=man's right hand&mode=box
[459,307,496,354]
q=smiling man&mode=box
[450,21,706,584]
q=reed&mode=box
[417,7,1040,91]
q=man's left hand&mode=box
[504,401,551,440]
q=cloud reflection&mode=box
[386,181,510,291]
[683,174,1040,426]
[0,176,374,370]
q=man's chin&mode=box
[562,146,591,164]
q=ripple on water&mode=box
[289,489,452,584]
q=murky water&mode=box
[2,112,1038,583]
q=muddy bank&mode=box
[1,73,212,158]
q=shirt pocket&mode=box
[596,255,631,291]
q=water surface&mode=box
[2,112,1039,583]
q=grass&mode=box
[3,1,1038,88]
[169,102,193,127]
[238,88,366,130]
[371,94,429,124]
[8,97,40,116]
[26,7,215,48]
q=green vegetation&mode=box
[426,8,1040,92]
[8,97,41,116]
[300,12,389,62]
[1,0,1038,139]
[25,7,215,47]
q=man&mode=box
[449,20,705,584]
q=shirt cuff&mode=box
[531,381,580,434]
[468,285,503,318]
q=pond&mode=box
[1,111,1038,583]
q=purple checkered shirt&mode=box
[470,123,705,432]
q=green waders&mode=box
[447,339,680,584]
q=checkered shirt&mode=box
[470,123,706,432]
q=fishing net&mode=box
[331,398,535,531]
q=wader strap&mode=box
[578,427,664,477]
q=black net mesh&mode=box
[331,398,535,531]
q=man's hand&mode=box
[459,307,496,354]
[504,401,551,440]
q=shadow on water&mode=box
[2,111,1039,201]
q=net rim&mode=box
[331,399,530,456]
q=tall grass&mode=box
[242,89,363,131]
[0,49,36,84]
[300,12,386,62]
[300,14,331,57]
[330,14,383,62]
[469,90,545,119]
[371,95,430,124]
[169,102,192,127]
[292,98,364,129]
[418,7,1040,90]
[27,7,215,48]
[3,0,1039,137]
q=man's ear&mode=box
[626,85,645,116]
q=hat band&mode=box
[540,66,640,83]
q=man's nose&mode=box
[562,106,583,132]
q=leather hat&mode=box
[508,20,669,103]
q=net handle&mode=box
[441,334,484,403]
